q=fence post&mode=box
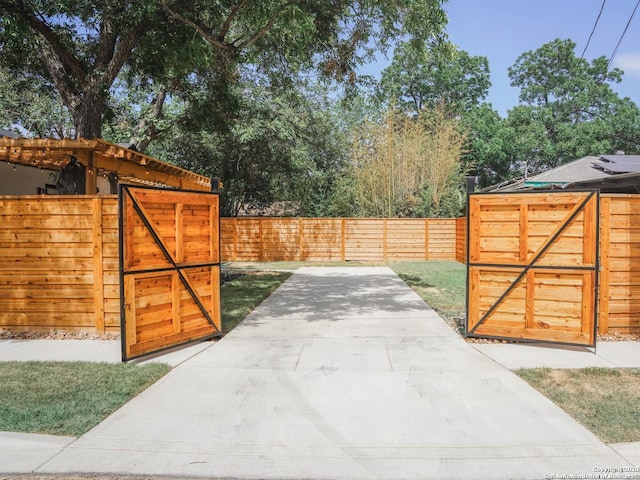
[258,218,264,262]
[598,197,610,335]
[92,198,105,334]
[383,219,388,262]
[424,219,430,260]
[341,219,346,261]
[299,218,304,261]
[234,218,239,261]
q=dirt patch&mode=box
[0,330,120,341]
[598,331,640,342]
[440,314,640,344]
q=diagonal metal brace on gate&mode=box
[123,186,221,334]
[468,191,597,335]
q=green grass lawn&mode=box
[389,260,466,333]
[0,361,170,436]
[517,367,640,443]
[0,270,291,437]
[221,271,291,333]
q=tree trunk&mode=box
[130,87,167,151]
[74,89,105,139]
[55,157,86,194]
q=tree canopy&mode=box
[506,38,640,174]
[0,0,172,138]
[0,0,448,141]
[5,4,640,216]
[378,41,490,114]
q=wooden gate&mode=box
[466,191,598,346]
[119,185,221,361]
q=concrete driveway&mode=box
[35,267,633,479]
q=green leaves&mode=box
[378,40,490,115]
[506,38,640,174]
[348,104,467,218]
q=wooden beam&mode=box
[598,197,610,335]
[341,219,346,262]
[85,152,98,194]
[383,218,388,262]
[175,203,184,263]
[525,270,535,329]
[92,198,105,334]
[298,218,304,261]
[124,275,137,358]
[210,198,219,263]
[93,154,186,189]
[172,273,181,334]
[211,267,221,332]
[424,219,430,260]
[0,137,212,190]
[519,204,528,263]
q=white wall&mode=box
[0,164,111,195]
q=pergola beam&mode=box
[0,138,211,191]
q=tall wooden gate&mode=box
[119,185,221,361]
[466,191,598,346]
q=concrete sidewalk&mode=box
[0,338,212,366]
[2,335,637,370]
[473,341,640,370]
[2,267,639,479]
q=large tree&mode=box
[140,77,349,217]
[0,64,74,138]
[1,0,448,142]
[0,0,174,138]
[507,38,640,174]
[160,1,448,82]
[460,104,513,188]
[376,40,509,188]
[378,41,490,114]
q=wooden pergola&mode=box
[0,137,211,193]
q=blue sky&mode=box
[445,0,640,116]
[361,0,640,117]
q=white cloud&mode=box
[614,52,640,78]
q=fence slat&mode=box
[0,195,118,333]
[220,217,461,263]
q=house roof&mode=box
[567,171,640,193]
[592,155,640,174]
[488,156,610,192]
[0,137,211,192]
[0,128,19,139]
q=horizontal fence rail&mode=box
[221,217,464,263]
[0,195,119,334]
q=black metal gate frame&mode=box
[465,189,599,347]
[119,184,222,361]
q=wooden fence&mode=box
[2,194,639,336]
[464,193,640,336]
[0,195,119,333]
[599,194,640,334]
[0,200,463,334]
[220,217,460,262]
[466,191,599,345]
[456,217,466,264]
